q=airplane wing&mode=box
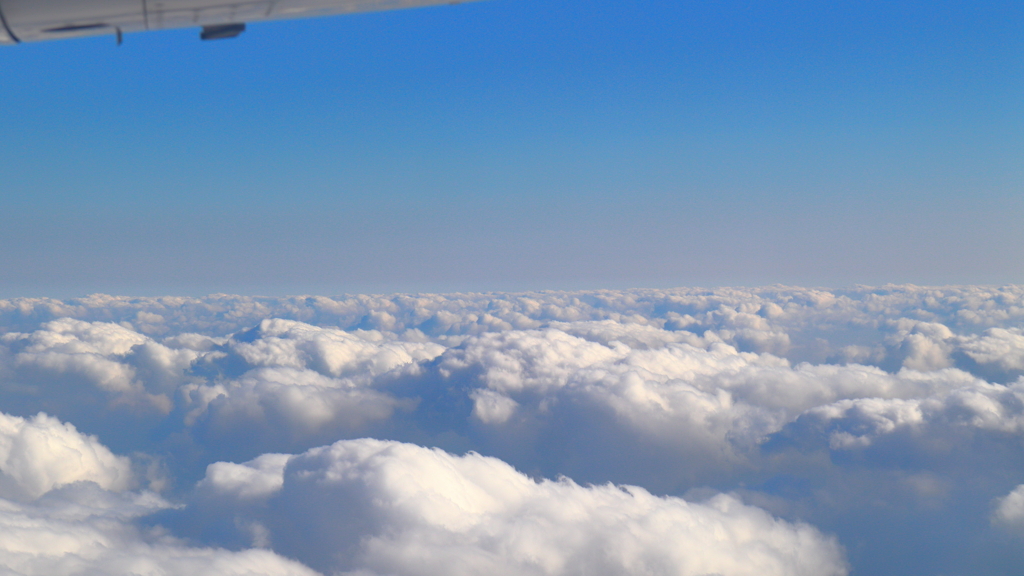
[0,0,478,44]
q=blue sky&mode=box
[1,0,1022,296]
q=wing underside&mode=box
[0,0,473,44]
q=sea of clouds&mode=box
[1,285,1023,575]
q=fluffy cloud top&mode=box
[994,484,1024,530]
[0,499,319,576]
[0,410,318,576]
[196,439,848,576]
[0,412,132,500]
[792,377,1024,449]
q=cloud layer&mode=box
[192,438,847,576]
[1,285,1024,574]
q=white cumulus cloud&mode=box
[0,412,132,500]
[994,484,1024,530]
[0,409,320,576]
[195,438,848,576]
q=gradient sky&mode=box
[0,0,1021,296]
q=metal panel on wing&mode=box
[0,0,479,43]
[0,0,145,42]
[267,0,469,21]
[145,0,271,30]
[148,0,466,29]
